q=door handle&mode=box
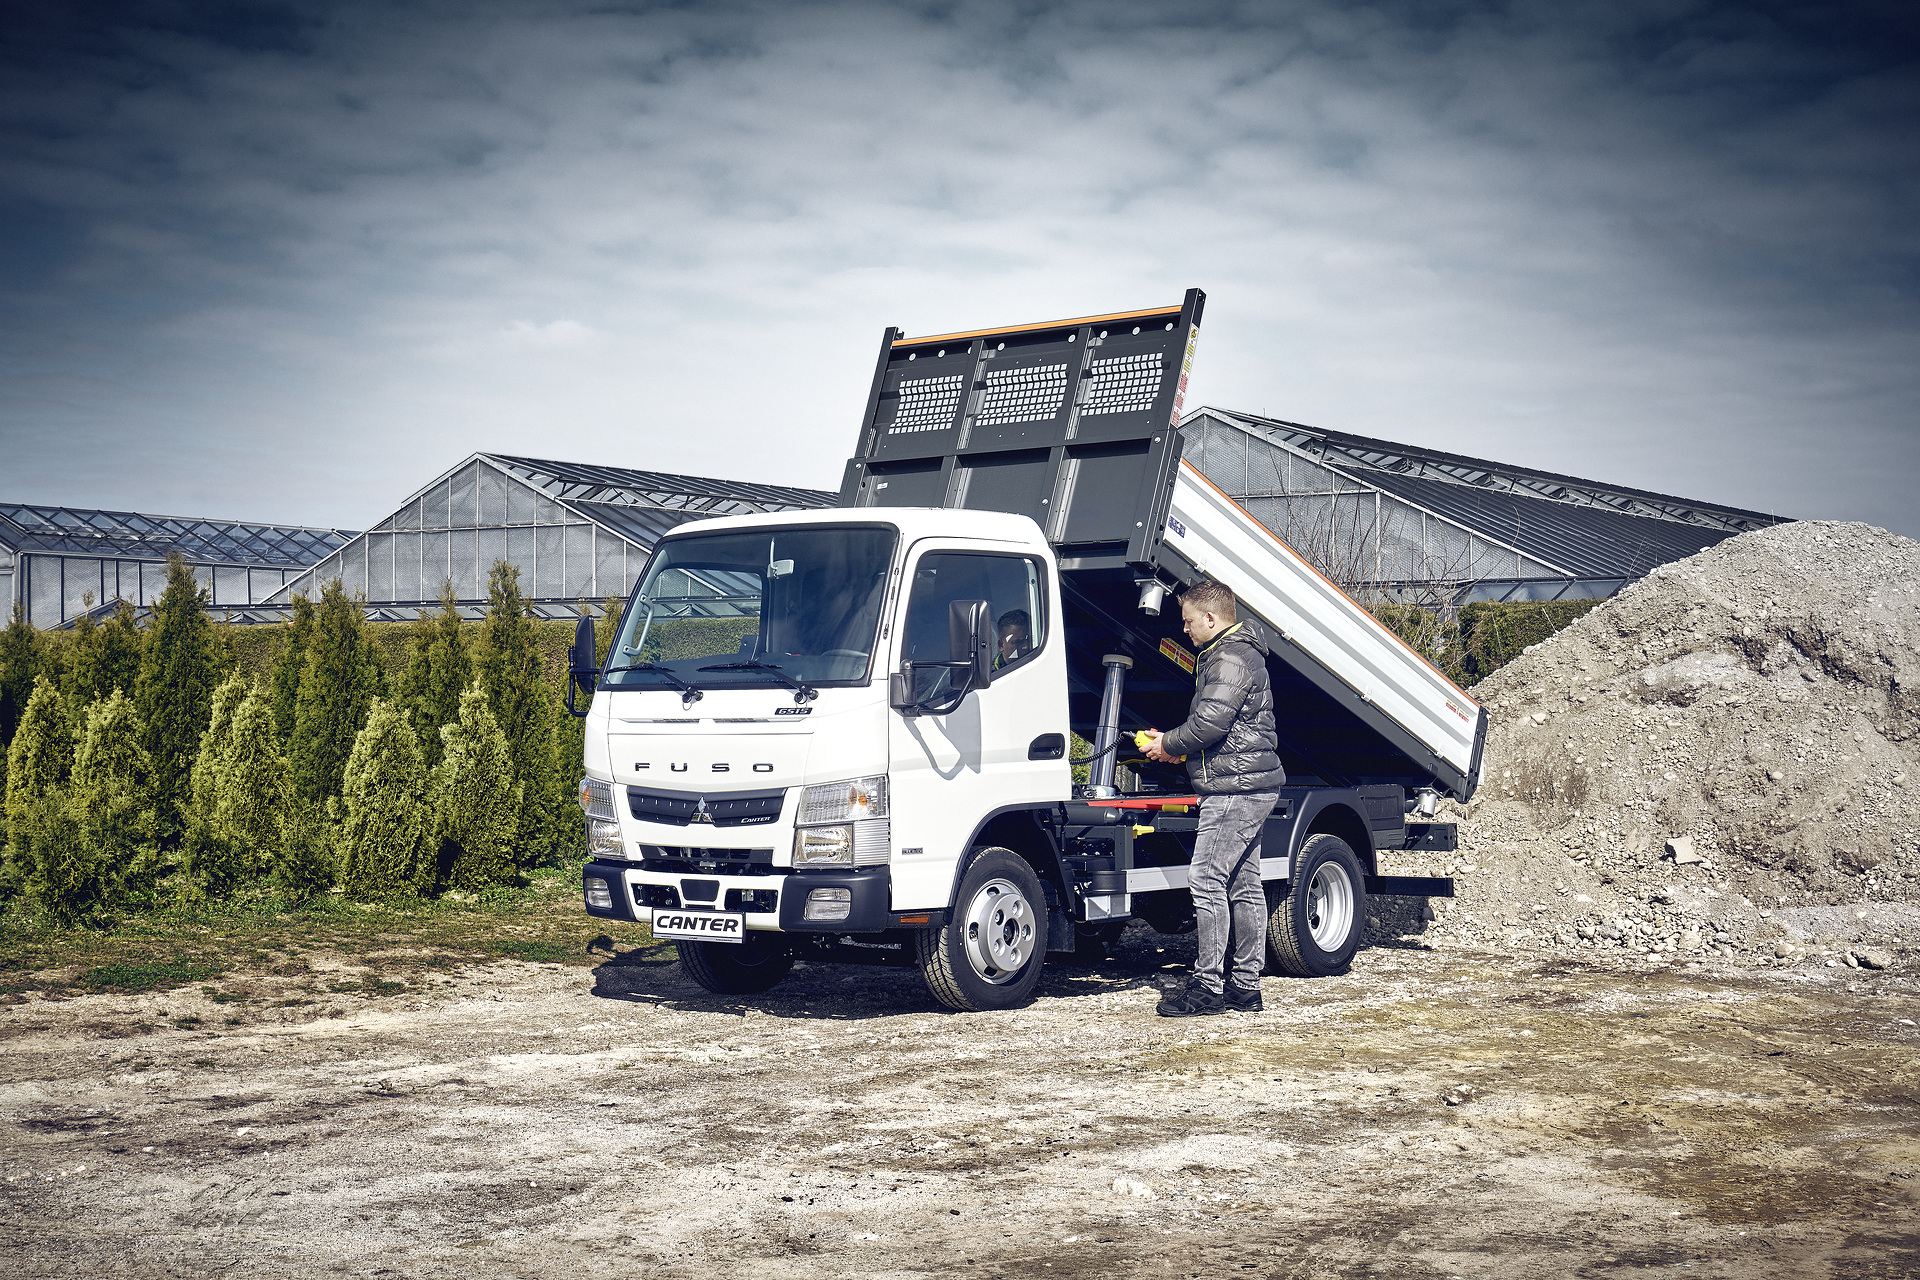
[1028,733,1065,761]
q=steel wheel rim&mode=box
[962,878,1035,984]
[1306,861,1354,950]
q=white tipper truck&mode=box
[572,290,1485,1011]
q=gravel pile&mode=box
[1376,520,1920,974]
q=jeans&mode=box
[1189,791,1279,993]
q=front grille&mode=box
[638,846,781,877]
[627,786,787,828]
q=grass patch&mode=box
[80,958,227,993]
[0,863,653,998]
[491,939,574,964]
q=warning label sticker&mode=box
[1159,637,1196,674]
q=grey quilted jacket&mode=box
[1159,621,1286,794]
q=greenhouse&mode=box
[0,503,357,629]
[263,453,836,619]
[1179,408,1790,604]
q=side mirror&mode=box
[565,616,598,719]
[889,599,993,716]
[949,598,993,691]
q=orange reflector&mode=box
[898,914,931,925]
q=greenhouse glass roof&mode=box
[0,504,357,566]
[485,455,833,515]
[1193,410,1788,535]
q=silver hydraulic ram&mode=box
[1083,653,1133,798]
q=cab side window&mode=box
[902,553,1046,699]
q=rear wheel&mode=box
[919,848,1046,1012]
[677,933,793,994]
[1267,833,1366,977]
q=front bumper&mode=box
[582,862,923,933]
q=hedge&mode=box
[1367,597,1605,689]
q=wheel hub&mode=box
[962,878,1036,984]
[1306,861,1354,949]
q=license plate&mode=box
[649,910,746,943]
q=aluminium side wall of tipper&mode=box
[577,290,1486,1011]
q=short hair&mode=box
[1178,581,1236,622]
[997,609,1031,633]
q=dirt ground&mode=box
[3,925,1917,1280]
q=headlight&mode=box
[793,824,854,867]
[580,776,615,821]
[799,775,888,825]
[587,819,623,859]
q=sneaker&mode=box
[1155,980,1225,1018]
[1224,982,1263,1013]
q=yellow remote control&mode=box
[1134,729,1185,762]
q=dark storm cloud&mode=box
[1,0,1916,535]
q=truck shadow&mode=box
[582,925,1198,1019]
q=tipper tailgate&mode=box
[1162,462,1485,797]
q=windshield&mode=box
[603,525,896,691]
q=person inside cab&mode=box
[995,609,1033,669]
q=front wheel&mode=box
[1267,833,1367,977]
[677,933,793,994]
[918,848,1046,1012]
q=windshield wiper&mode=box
[696,659,818,703]
[601,661,703,701]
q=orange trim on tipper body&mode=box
[894,305,1183,348]
[1177,459,1482,706]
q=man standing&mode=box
[1141,581,1285,1017]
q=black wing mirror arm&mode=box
[890,599,994,716]
[565,615,598,719]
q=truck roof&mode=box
[648,505,1050,546]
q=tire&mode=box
[918,848,1046,1012]
[677,933,793,994]
[1267,833,1366,977]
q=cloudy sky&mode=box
[3,0,1917,538]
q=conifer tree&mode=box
[16,793,92,924]
[396,583,472,770]
[434,681,520,892]
[136,553,221,849]
[48,689,154,916]
[339,698,431,901]
[73,688,153,807]
[270,592,316,745]
[63,595,100,718]
[1,604,42,752]
[66,597,144,710]
[289,579,384,805]
[3,677,74,894]
[181,671,250,901]
[190,671,250,827]
[273,799,335,903]
[214,688,286,876]
[481,561,566,866]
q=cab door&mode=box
[886,541,1070,911]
